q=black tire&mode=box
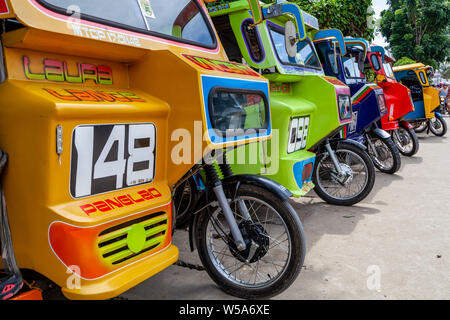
[173,177,197,229]
[429,117,447,137]
[367,135,401,174]
[196,184,305,299]
[413,121,428,133]
[312,143,375,206]
[393,127,419,157]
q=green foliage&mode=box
[380,0,450,69]
[394,57,417,67]
[286,0,375,41]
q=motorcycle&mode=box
[368,46,419,157]
[0,0,304,300]
[315,38,402,174]
[393,64,447,137]
[196,0,376,207]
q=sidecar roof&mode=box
[344,38,369,58]
[392,63,430,72]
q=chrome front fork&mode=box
[325,140,352,185]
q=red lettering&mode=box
[117,195,134,206]
[128,194,145,203]
[92,201,112,212]
[105,198,124,209]
[138,190,153,200]
[80,204,96,215]
[148,188,162,198]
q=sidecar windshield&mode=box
[383,62,395,79]
[38,0,216,48]
[269,24,321,70]
[342,49,365,80]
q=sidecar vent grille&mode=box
[97,212,169,265]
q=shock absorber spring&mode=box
[204,164,221,187]
[219,155,234,178]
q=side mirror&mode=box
[285,20,299,58]
[247,0,264,26]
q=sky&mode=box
[372,0,389,47]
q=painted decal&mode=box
[348,111,358,133]
[29,0,220,54]
[44,89,145,102]
[71,123,156,198]
[301,10,319,30]
[24,57,113,84]
[351,84,379,105]
[139,0,155,19]
[78,187,162,216]
[288,116,310,153]
[183,54,261,77]
[324,76,346,87]
[72,24,142,47]
[206,2,230,13]
[270,83,291,93]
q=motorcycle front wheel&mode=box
[367,134,401,174]
[429,117,447,137]
[392,127,419,157]
[313,143,375,206]
[196,184,305,299]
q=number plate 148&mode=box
[70,123,156,198]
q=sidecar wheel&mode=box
[429,118,447,137]
[393,127,419,157]
[367,135,401,174]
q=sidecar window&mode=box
[269,25,322,70]
[38,0,216,48]
[209,89,269,136]
[383,63,394,78]
[418,71,427,85]
[327,52,339,75]
[401,77,423,102]
[370,54,381,71]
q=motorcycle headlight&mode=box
[287,116,310,154]
[338,95,352,121]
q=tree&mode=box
[285,0,375,41]
[380,0,450,69]
[394,56,417,67]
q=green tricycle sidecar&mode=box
[203,0,376,206]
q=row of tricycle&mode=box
[0,0,445,300]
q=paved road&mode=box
[122,117,450,300]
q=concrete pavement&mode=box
[122,118,450,300]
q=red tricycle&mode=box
[367,45,419,156]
